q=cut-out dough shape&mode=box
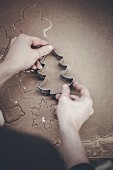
[0,103,25,124]
[32,99,56,131]
[13,5,52,41]
[0,26,11,62]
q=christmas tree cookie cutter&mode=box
[30,46,74,99]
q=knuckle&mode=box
[86,97,93,105]
[43,46,51,54]
[19,34,26,39]
[90,108,94,115]
[43,46,48,54]
[20,33,25,37]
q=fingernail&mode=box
[75,81,78,85]
[32,65,37,70]
[63,84,68,89]
[47,45,53,51]
[38,64,42,69]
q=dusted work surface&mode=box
[0,0,113,158]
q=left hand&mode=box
[4,34,53,74]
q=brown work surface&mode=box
[0,0,113,158]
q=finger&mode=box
[34,45,53,60]
[73,81,90,98]
[70,95,79,100]
[61,84,70,98]
[28,35,49,46]
[31,64,37,70]
[36,60,42,69]
[55,94,61,100]
[10,37,17,46]
[56,93,79,101]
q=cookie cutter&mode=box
[30,45,74,99]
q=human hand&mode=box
[56,81,94,131]
[0,110,4,126]
[4,34,53,74]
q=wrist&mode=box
[2,59,19,76]
[0,60,16,86]
[59,124,79,141]
[58,118,80,133]
[59,122,89,169]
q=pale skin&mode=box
[56,83,94,169]
[0,34,94,169]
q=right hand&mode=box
[56,81,94,131]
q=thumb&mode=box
[61,84,70,98]
[35,45,53,60]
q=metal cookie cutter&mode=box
[30,45,74,99]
